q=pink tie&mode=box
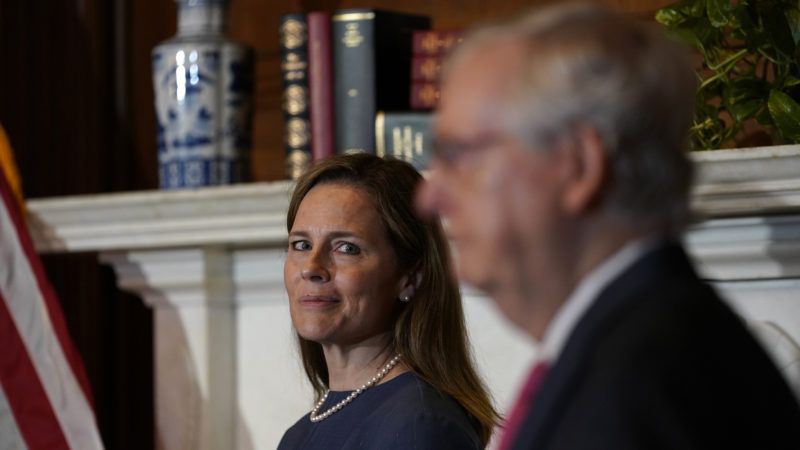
[496,361,550,450]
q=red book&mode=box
[412,30,463,55]
[307,11,335,162]
[411,55,444,82]
[410,82,440,110]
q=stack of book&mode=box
[374,30,464,170]
[410,30,463,110]
[280,10,462,176]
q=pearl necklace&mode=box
[309,354,402,422]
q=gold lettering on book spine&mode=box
[420,58,440,81]
[280,19,307,50]
[286,118,310,148]
[281,53,308,73]
[390,125,425,163]
[402,126,414,162]
[342,23,364,48]
[418,32,463,54]
[375,112,386,157]
[392,127,402,158]
[286,149,310,180]
[418,84,440,107]
[420,33,441,54]
[283,85,307,115]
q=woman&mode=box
[278,154,498,449]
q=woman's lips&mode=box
[299,295,340,306]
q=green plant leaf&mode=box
[669,25,698,47]
[706,0,734,28]
[768,89,800,142]
[759,2,796,60]
[660,0,800,148]
[756,106,774,126]
[729,100,763,122]
[691,16,726,59]
[688,0,707,17]
[671,24,720,58]
[656,0,706,27]
[656,6,688,27]
[731,3,759,42]
[725,78,768,121]
[785,76,800,87]
[657,0,725,58]
[692,101,735,149]
[786,7,800,45]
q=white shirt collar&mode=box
[537,237,660,364]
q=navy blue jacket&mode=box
[511,243,800,449]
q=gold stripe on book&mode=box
[333,12,376,21]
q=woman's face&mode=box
[284,182,404,347]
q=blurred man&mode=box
[416,3,800,449]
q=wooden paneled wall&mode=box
[2,0,674,191]
[128,0,675,185]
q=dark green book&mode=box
[332,9,430,154]
[375,111,433,170]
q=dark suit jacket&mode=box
[511,243,800,450]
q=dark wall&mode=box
[0,1,155,448]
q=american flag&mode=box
[0,134,103,449]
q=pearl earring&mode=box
[400,295,411,303]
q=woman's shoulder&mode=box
[277,372,483,450]
[382,372,464,414]
[277,413,313,450]
[365,372,483,448]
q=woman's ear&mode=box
[397,269,422,301]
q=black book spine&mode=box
[279,14,312,179]
[375,111,433,170]
[332,10,430,154]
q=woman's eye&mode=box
[290,240,311,251]
[336,242,360,255]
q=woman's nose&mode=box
[301,250,330,282]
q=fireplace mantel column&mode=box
[101,247,236,450]
[26,182,293,449]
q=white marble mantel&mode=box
[26,146,800,450]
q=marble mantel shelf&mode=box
[692,145,800,217]
[27,180,294,253]
[25,145,800,254]
[22,145,800,450]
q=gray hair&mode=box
[447,3,698,232]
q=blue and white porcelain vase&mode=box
[152,0,253,189]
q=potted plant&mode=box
[656,0,800,150]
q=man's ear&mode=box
[563,125,608,215]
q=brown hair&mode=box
[286,153,499,444]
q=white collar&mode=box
[537,237,660,364]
